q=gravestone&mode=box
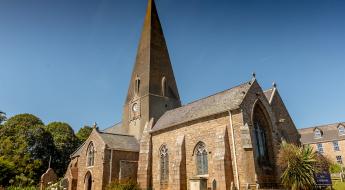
[40,168,58,190]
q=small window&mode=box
[195,142,208,175]
[333,141,340,151]
[161,77,167,97]
[135,76,140,95]
[314,129,322,139]
[336,156,343,165]
[87,142,95,167]
[338,125,345,136]
[317,143,324,154]
[160,145,169,183]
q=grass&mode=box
[332,181,345,190]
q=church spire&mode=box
[122,0,181,139]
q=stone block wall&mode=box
[151,113,234,190]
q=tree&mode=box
[0,114,55,186]
[76,125,93,143]
[277,142,317,190]
[0,111,6,125]
[0,157,15,186]
[3,113,43,128]
[46,122,79,177]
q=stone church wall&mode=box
[76,131,106,190]
[239,80,282,188]
[151,113,234,190]
[102,149,139,184]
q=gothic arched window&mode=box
[253,102,271,166]
[195,142,208,175]
[160,145,169,183]
[87,142,95,167]
[254,122,269,162]
[161,76,167,97]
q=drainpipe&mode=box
[109,149,113,184]
[228,110,240,189]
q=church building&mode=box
[64,0,300,189]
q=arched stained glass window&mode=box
[252,101,272,166]
[87,142,95,167]
[160,145,169,183]
[195,142,208,175]
[254,122,268,162]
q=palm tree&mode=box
[277,142,317,190]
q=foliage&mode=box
[0,111,6,125]
[3,114,43,128]
[46,122,79,177]
[0,114,56,186]
[106,180,141,190]
[277,142,318,190]
[0,157,15,186]
[76,125,93,143]
[329,163,343,174]
[6,186,38,190]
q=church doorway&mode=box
[85,172,92,190]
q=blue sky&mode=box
[0,0,344,131]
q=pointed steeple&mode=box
[122,0,181,139]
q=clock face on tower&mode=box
[132,103,139,112]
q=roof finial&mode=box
[272,82,277,88]
[93,122,98,129]
[252,72,256,79]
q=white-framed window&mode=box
[160,144,169,183]
[338,125,345,136]
[336,155,343,165]
[317,143,324,154]
[333,141,340,151]
[195,142,208,175]
[87,142,95,167]
[314,129,322,139]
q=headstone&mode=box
[40,168,58,190]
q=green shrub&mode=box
[330,163,343,173]
[106,180,140,190]
[6,186,38,190]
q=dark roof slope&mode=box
[98,132,139,152]
[299,122,345,144]
[102,122,124,134]
[151,80,254,132]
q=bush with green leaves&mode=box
[6,186,38,190]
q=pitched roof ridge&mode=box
[171,80,252,112]
[102,122,122,130]
[299,122,345,131]
[99,131,135,137]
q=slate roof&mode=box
[70,141,85,158]
[98,132,139,152]
[70,130,139,158]
[151,80,254,132]
[102,122,124,134]
[299,122,345,144]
